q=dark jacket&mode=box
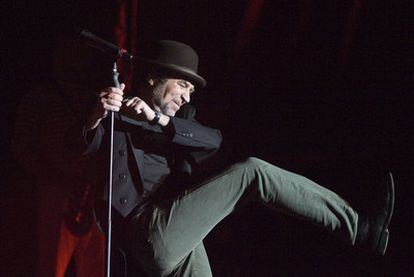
[81,104,223,217]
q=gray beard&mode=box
[152,83,176,116]
[160,105,176,116]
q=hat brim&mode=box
[135,57,206,88]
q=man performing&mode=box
[79,40,395,276]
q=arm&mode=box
[72,84,125,155]
[121,102,222,163]
[167,115,223,164]
[168,116,222,150]
[79,85,222,162]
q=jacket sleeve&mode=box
[163,115,222,163]
[80,124,105,155]
[77,104,223,163]
[168,116,221,150]
[168,103,222,148]
[64,111,106,156]
[123,104,223,164]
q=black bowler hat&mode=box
[136,40,206,88]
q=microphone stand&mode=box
[106,62,120,277]
[79,30,132,277]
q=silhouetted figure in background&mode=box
[12,39,106,277]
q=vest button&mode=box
[119,174,127,180]
[120,198,127,205]
[119,150,126,156]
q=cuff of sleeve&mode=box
[82,126,97,145]
[82,124,104,154]
[161,117,175,140]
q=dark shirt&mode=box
[143,153,170,195]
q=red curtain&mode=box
[114,0,138,90]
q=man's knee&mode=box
[242,156,269,170]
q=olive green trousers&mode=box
[122,157,358,276]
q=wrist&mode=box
[149,111,161,125]
[158,113,171,127]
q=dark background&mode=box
[1,0,412,276]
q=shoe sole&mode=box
[377,172,395,255]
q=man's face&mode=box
[152,79,195,116]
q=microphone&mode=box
[79,30,133,60]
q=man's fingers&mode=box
[102,86,124,96]
[96,86,126,117]
[107,93,123,102]
[103,103,120,112]
[123,98,144,114]
[124,98,136,107]
[133,101,145,114]
[123,97,143,107]
[101,97,122,106]
[121,97,150,118]
[106,99,122,107]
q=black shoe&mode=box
[355,172,395,255]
